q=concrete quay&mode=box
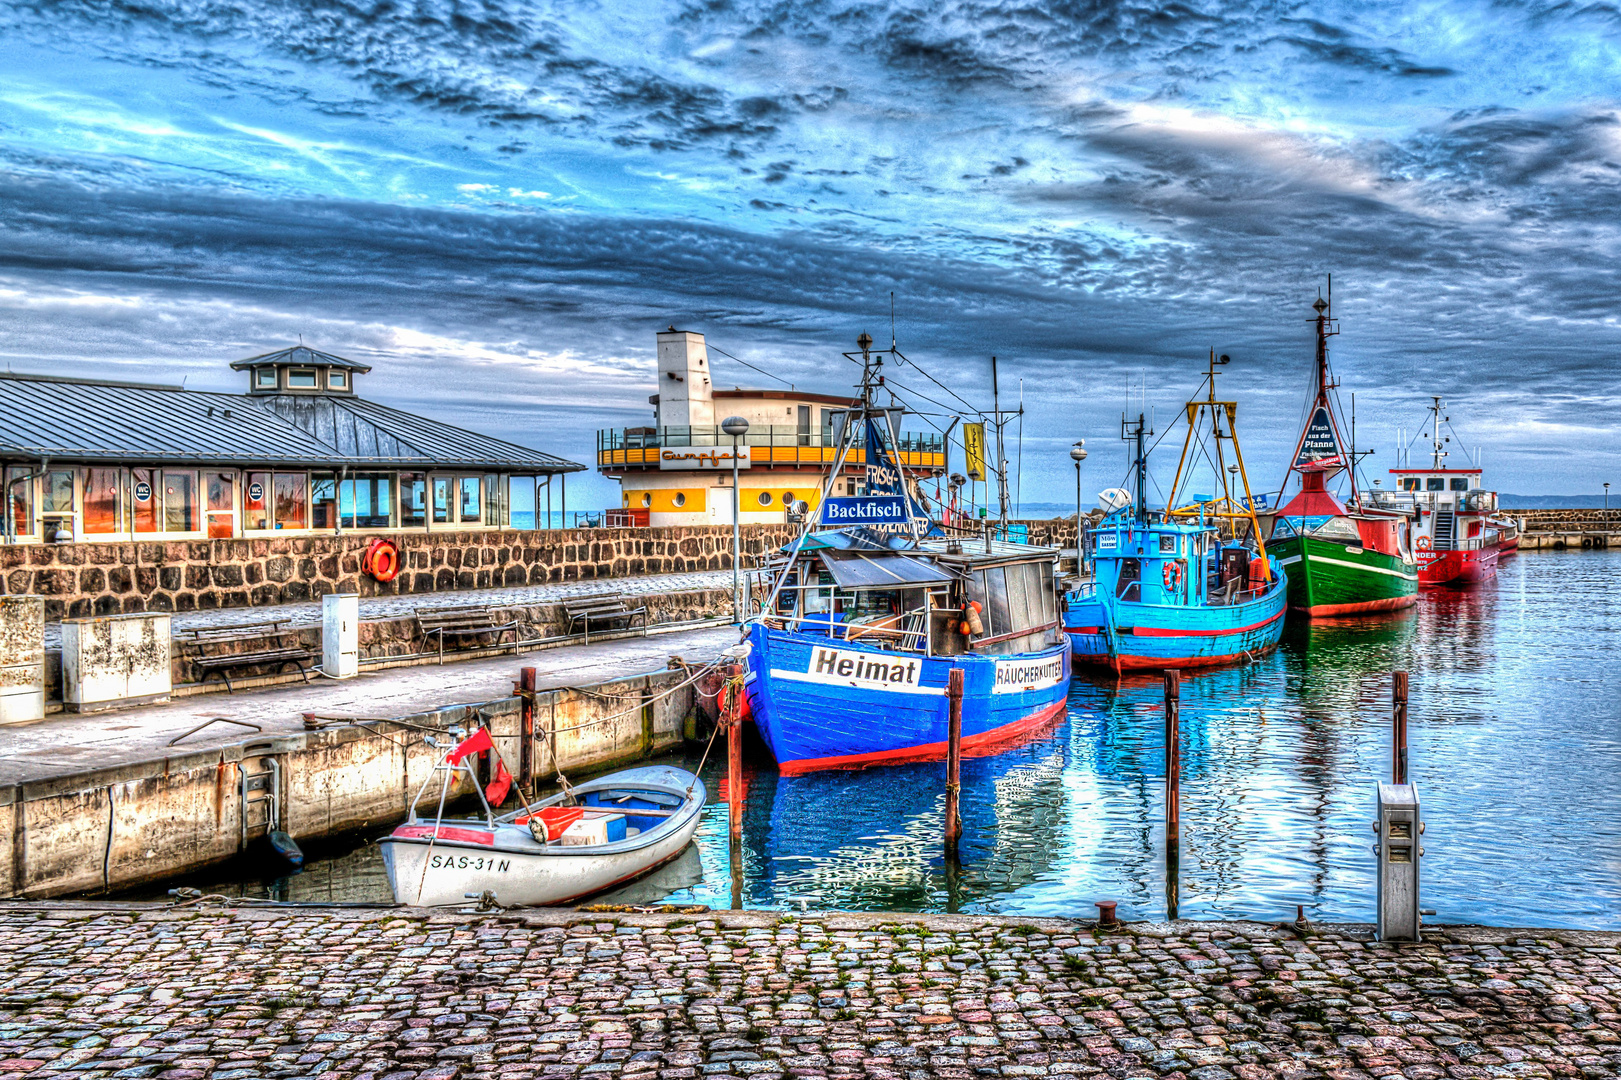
[0,906,1616,1080]
[0,625,738,900]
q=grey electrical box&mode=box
[1374,782,1422,941]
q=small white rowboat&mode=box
[379,763,707,908]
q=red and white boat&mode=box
[1361,398,1505,587]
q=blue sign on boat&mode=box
[820,495,908,525]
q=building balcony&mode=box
[596,425,947,472]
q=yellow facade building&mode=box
[596,328,948,526]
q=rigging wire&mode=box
[707,343,794,388]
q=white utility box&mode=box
[60,611,172,712]
[322,592,359,678]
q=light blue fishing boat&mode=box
[1063,399,1286,673]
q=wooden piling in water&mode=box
[944,667,965,861]
[1164,668,1180,920]
[1392,670,1409,784]
[727,662,744,910]
[518,666,536,786]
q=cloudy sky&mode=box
[1,0,1618,509]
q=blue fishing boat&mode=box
[1063,359,1286,673]
[741,334,1071,774]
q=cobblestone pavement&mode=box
[0,906,1617,1080]
[40,570,734,646]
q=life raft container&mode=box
[363,538,401,582]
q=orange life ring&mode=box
[1417,535,1432,551]
[364,538,401,582]
[1162,561,1183,593]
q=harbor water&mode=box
[141,549,1621,929]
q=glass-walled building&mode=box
[1,346,583,543]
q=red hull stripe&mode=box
[1073,643,1281,671]
[390,825,496,846]
[1130,610,1284,638]
[1296,595,1418,617]
[777,698,1069,775]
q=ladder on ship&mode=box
[1432,510,1456,551]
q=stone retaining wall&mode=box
[1,525,798,620]
[1516,508,1621,529]
[2,519,1079,620]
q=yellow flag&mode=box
[963,422,987,481]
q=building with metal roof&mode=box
[0,349,584,543]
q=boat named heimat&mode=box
[1063,353,1288,673]
[1362,397,1508,586]
[742,334,1071,774]
[1262,293,1418,616]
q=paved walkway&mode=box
[40,570,735,646]
[0,907,1615,1080]
[0,624,738,786]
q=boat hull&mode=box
[1269,534,1418,616]
[1063,577,1288,672]
[1418,545,1499,586]
[379,766,704,907]
[743,623,1071,774]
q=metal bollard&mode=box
[1373,782,1424,940]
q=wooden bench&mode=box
[562,593,648,642]
[176,620,316,693]
[414,604,523,664]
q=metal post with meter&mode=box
[1372,671,1425,941]
[1373,782,1423,940]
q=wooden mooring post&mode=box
[518,666,536,786]
[944,668,965,862]
[1164,668,1181,920]
[727,661,745,910]
[1392,670,1409,784]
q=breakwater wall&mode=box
[0,663,702,900]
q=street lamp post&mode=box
[722,416,751,623]
[1606,482,1611,513]
[1070,441,1087,572]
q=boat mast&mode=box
[1429,396,1446,470]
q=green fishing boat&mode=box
[1264,291,1418,617]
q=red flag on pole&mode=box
[485,762,513,807]
[447,728,492,763]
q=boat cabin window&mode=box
[1450,478,1469,491]
[1115,558,1141,603]
[1312,517,1363,544]
[1401,477,1420,492]
[962,561,1057,655]
[1426,477,1445,491]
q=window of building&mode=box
[244,472,270,530]
[342,474,393,528]
[40,470,74,515]
[131,468,160,533]
[432,477,452,524]
[256,368,277,389]
[782,491,796,507]
[288,368,317,389]
[483,473,505,527]
[1450,477,1469,491]
[6,468,33,537]
[273,473,308,529]
[1427,477,1445,491]
[641,492,652,508]
[164,471,198,533]
[460,476,481,524]
[757,491,773,506]
[311,473,338,529]
[401,473,427,527]
[84,468,121,534]
[205,472,235,538]
[673,492,686,508]
[329,370,348,390]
